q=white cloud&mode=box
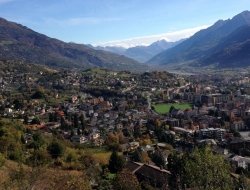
[95,25,211,48]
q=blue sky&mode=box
[0,0,250,47]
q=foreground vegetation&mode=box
[0,117,249,189]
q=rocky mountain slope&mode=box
[148,11,250,68]
[0,17,145,71]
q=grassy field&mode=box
[83,147,112,165]
[153,103,192,114]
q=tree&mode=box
[60,116,68,130]
[132,149,143,162]
[49,113,54,122]
[31,116,40,125]
[230,129,241,138]
[108,151,125,173]
[151,149,165,168]
[106,132,119,150]
[162,133,175,145]
[30,132,45,150]
[168,153,185,190]
[132,149,150,163]
[47,141,64,159]
[141,151,151,163]
[115,169,141,190]
[184,147,233,190]
[23,115,29,124]
[134,125,141,138]
[117,130,125,144]
[169,105,175,113]
[31,90,45,99]
[77,128,81,135]
[79,114,86,131]
[73,113,79,128]
[49,112,58,122]
[13,99,23,110]
[98,178,114,190]
[53,113,58,122]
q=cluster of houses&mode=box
[1,67,250,188]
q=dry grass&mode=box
[92,152,112,165]
[0,160,91,190]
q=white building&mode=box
[231,156,250,170]
[71,135,87,144]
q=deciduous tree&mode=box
[115,169,141,190]
[184,147,233,190]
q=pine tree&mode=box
[47,141,64,159]
[79,114,86,131]
[108,151,125,173]
[73,113,78,128]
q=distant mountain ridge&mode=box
[201,25,250,67]
[0,17,145,71]
[94,39,184,63]
[148,10,250,68]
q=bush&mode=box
[65,151,77,163]
[28,149,51,166]
[0,153,5,167]
[31,90,45,99]
[31,132,45,149]
[8,149,23,162]
[31,117,41,125]
[47,141,64,159]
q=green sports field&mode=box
[153,103,192,114]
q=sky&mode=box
[0,0,250,47]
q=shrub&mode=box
[8,149,23,162]
[0,153,5,167]
[31,90,45,99]
[28,149,51,166]
[47,141,64,159]
[65,151,77,163]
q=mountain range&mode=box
[93,39,183,63]
[148,11,250,68]
[1,11,250,71]
[0,17,145,71]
